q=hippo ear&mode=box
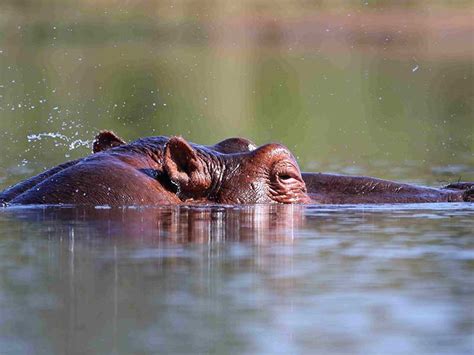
[164,137,211,198]
[93,130,126,153]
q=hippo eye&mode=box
[276,170,300,184]
[271,158,303,186]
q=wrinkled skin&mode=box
[0,131,308,206]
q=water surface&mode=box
[0,203,473,354]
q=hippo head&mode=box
[163,137,309,204]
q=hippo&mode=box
[0,131,472,206]
[90,131,474,204]
[0,132,309,206]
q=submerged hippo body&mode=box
[1,132,308,206]
[1,131,472,206]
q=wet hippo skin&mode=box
[1,132,308,206]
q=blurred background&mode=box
[1,3,474,355]
[0,0,473,189]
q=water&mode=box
[0,204,473,354]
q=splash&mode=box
[27,132,68,141]
[27,132,92,150]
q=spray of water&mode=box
[27,132,92,150]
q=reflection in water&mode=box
[0,205,303,354]
[2,204,304,243]
[0,204,473,354]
